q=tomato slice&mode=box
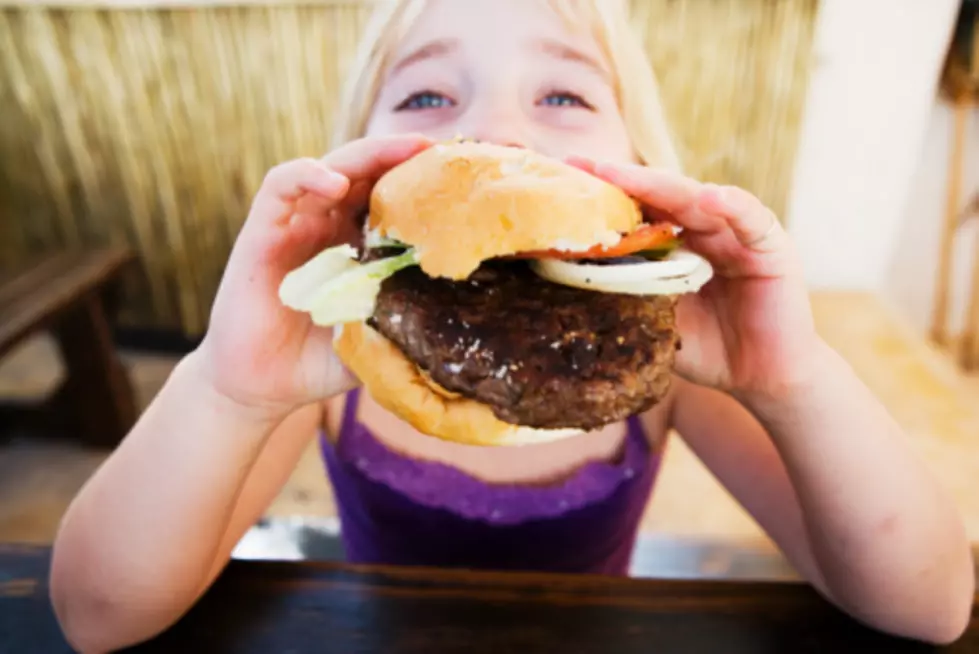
[516,222,678,260]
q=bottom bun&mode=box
[333,322,586,447]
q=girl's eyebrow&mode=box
[534,37,610,81]
[390,38,460,76]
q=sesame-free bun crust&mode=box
[333,322,585,447]
[368,141,644,280]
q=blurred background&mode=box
[1,0,977,579]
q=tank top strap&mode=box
[341,387,362,439]
[625,414,646,442]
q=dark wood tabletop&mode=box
[2,543,976,653]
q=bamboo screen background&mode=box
[0,0,819,336]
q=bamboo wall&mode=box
[0,0,819,336]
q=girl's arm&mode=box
[670,342,974,645]
[49,351,321,653]
[50,134,435,653]
[568,156,974,645]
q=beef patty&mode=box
[366,260,680,431]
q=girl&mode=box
[50,0,973,651]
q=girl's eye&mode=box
[395,91,456,111]
[539,92,594,110]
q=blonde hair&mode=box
[331,0,682,171]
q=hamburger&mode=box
[279,141,713,446]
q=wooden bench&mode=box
[0,247,138,448]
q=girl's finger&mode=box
[566,156,701,213]
[282,210,345,263]
[699,184,784,253]
[251,158,351,228]
[567,156,784,252]
[323,133,434,182]
[566,157,719,231]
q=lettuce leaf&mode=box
[279,244,361,312]
[278,245,418,327]
[635,237,682,261]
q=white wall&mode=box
[786,0,961,290]
[884,102,979,336]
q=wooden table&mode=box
[0,247,137,448]
[2,544,976,653]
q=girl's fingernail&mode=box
[573,157,598,171]
[400,132,435,146]
[304,166,348,198]
[323,168,348,190]
[701,183,728,208]
[566,154,596,167]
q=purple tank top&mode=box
[319,388,663,575]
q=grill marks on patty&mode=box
[367,259,680,431]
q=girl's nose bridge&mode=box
[458,93,533,149]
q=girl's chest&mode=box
[325,392,669,486]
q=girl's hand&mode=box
[568,158,821,399]
[196,134,433,420]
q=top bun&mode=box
[368,141,643,280]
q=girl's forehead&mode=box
[391,0,604,65]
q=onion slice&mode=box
[530,249,713,296]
